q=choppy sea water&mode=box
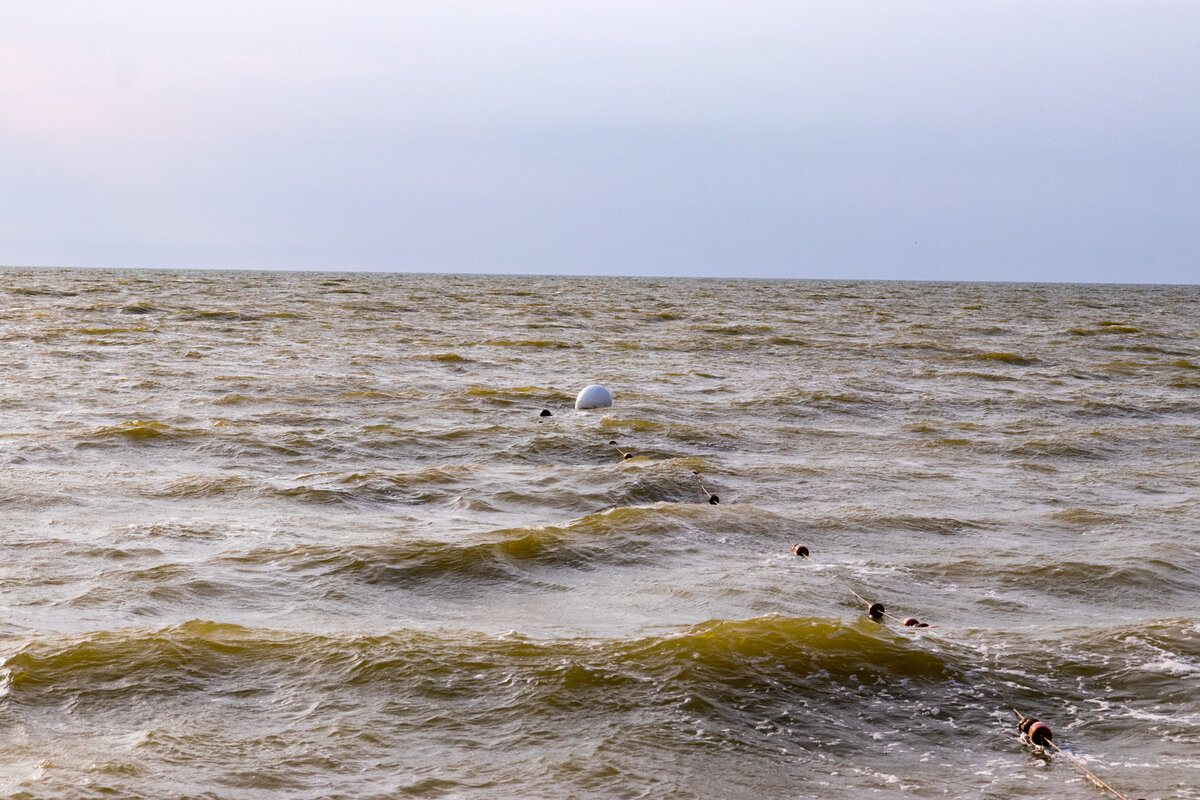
[1,268,1198,799]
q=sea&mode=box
[1,268,1197,799]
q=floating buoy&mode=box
[790,544,810,558]
[1017,714,1053,746]
[1015,711,1053,746]
[575,384,613,409]
[850,589,934,628]
[1013,709,1140,798]
[1028,721,1053,746]
[609,440,633,460]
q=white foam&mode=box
[1141,656,1200,676]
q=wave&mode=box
[157,474,260,499]
[967,352,1039,366]
[79,420,199,444]
[220,503,743,591]
[175,309,261,322]
[7,616,1194,738]
[77,326,150,336]
[481,339,581,349]
[803,509,993,536]
[590,413,662,432]
[9,287,77,297]
[626,615,959,686]
[135,457,727,511]
[1066,322,1144,336]
[119,303,160,314]
[998,559,1200,600]
[152,469,471,508]
[1007,438,1118,461]
[464,384,567,401]
[0,616,963,713]
[695,324,774,336]
[1045,507,1128,526]
[410,352,472,363]
[945,370,1019,382]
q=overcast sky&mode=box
[2,1,1197,282]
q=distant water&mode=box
[2,268,1198,799]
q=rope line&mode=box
[691,471,719,504]
[848,589,929,627]
[1011,708,1137,800]
[848,588,893,620]
[843,587,1143,796]
[1047,739,1135,800]
[622,437,1147,797]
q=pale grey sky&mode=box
[2,1,1197,282]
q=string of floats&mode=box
[578,423,1148,800]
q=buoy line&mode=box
[608,440,633,461]
[840,584,1138,795]
[692,471,719,504]
[1013,710,1143,800]
[847,588,932,628]
[571,424,1149,796]
[840,582,1140,795]
[770,482,1142,795]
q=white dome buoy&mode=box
[575,384,613,410]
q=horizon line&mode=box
[2,263,1197,289]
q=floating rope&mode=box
[608,440,633,461]
[1012,710,1142,800]
[692,471,719,504]
[610,446,1147,796]
[848,589,930,627]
